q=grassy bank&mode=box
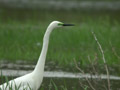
[0,9,120,71]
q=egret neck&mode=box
[33,24,54,77]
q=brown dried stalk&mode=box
[74,58,96,90]
[91,31,111,90]
[109,41,120,60]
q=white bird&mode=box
[0,21,74,90]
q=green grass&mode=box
[0,9,120,70]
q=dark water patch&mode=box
[1,60,120,76]
[1,61,120,90]
[0,60,65,71]
[1,69,120,80]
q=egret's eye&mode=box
[58,23,64,26]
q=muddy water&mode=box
[0,61,120,89]
[1,69,120,80]
[25,72,120,80]
[1,69,120,89]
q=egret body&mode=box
[0,21,74,90]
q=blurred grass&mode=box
[0,8,120,69]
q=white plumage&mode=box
[0,21,74,90]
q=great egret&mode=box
[0,21,74,90]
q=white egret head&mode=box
[49,21,74,28]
